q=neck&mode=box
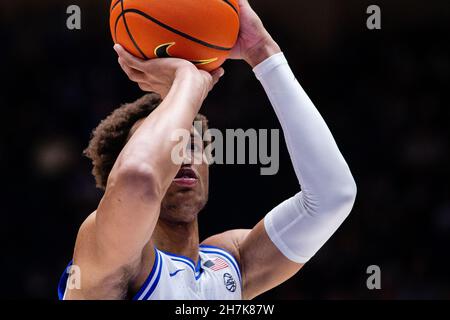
[152,216,200,264]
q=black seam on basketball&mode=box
[119,9,232,51]
[120,0,148,59]
[222,0,239,16]
[111,1,119,43]
[114,12,120,43]
[112,14,117,43]
[111,0,121,13]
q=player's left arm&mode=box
[203,0,357,300]
[202,225,302,300]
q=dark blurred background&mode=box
[1,0,449,299]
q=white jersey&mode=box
[58,244,242,300]
[133,245,242,300]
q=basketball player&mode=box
[58,0,357,300]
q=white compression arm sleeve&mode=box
[255,53,357,264]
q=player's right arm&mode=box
[65,49,223,299]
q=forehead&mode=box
[128,118,203,141]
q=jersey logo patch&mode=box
[223,273,236,292]
[169,269,186,277]
[204,257,229,271]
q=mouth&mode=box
[173,167,198,187]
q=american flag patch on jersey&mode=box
[204,257,229,271]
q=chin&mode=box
[160,197,207,224]
[160,209,199,225]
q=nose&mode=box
[182,157,191,166]
[181,141,203,165]
[182,149,194,166]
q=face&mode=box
[129,119,209,224]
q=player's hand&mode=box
[228,0,281,67]
[114,44,224,99]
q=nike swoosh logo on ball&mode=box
[154,43,218,66]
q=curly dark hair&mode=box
[84,93,208,190]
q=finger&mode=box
[241,0,252,8]
[137,82,153,92]
[113,44,145,71]
[118,57,144,82]
[203,68,224,92]
[118,58,145,82]
[210,68,225,86]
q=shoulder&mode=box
[73,212,97,260]
[65,211,143,299]
[201,229,251,266]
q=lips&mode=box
[173,167,198,187]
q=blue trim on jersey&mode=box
[132,248,160,300]
[169,258,197,273]
[195,259,201,273]
[158,250,201,272]
[199,245,242,283]
[57,260,73,300]
[195,268,204,280]
[142,253,163,300]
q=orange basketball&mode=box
[110,0,240,72]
